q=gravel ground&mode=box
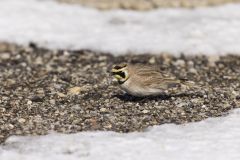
[0,42,239,143]
[58,0,240,10]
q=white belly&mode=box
[120,80,164,97]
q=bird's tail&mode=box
[180,80,208,94]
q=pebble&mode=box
[0,53,10,60]
[50,99,56,105]
[57,92,66,97]
[154,106,163,109]
[142,110,149,114]
[189,68,197,74]
[104,124,112,129]
[187,61,194,67]
[0,108,6,112]
[30,96,44,102]
[236,96,240,100]
[68,87,81,95]
[208,55,220,67]
[100,108,107,113]
[27,100,32,105]
[149,57,156,64]
[72,104,81,110]
[8,124,14,130]
[174,59,185,67]
[177,102,188,108]
[0,42,239,144]
[18,118,26,123]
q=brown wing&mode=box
[144,73,181,90]
[133,66,181,90]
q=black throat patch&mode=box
[112,71,127,84]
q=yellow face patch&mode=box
[111,67,125,73]
[114,74,123,80]
[111,64,129,83]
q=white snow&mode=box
[1,109,240,160]
[0,0,240,54]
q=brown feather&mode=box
[112,63,199,96]
[128,64,181,90]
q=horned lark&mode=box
[111,63,198,97]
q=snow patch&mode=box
[1,109,240,160]
[0,0,240,54]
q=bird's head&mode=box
[111,63,129,84]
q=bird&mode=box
[111,63,198,97]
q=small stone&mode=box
[35,57,43,65]
[27,100,32,105]
[0,53,10,60]
[30,96,43,102]
[142,110,149,114]
[187,61,194,67]
[174,59,185,67]
[18,118,26,123]
[72,104,81,110]
[232,91,238,96]
[100,108,107,112]
[171,97,176,100]
[149,57,156,64]
[63,50,70,56]
[104,124,112,129]
[98,56,107,61]
[208,55,219,67]
[0,43,11,52]
[177,102,188,108]
[191,98,200,103]
[189,68,197,74]
[99,62,106,67]
[6,79,16,85]
[8,124,14,129]
[67,87,81,95]
[2,96,9,101]
[218,64,225,69]
[104,99,110,103]
[57,92,66,98]
[154,106,163,109]
[50,99,56,105]
[236,96,240,100]
[0,107,6,112]
[36,88,45,94]
[33,115,42,123]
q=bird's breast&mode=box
[120,79,164,97]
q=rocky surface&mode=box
[58,0,240,10]
[0,42,239,143]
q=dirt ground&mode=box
[0,42,239,143]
